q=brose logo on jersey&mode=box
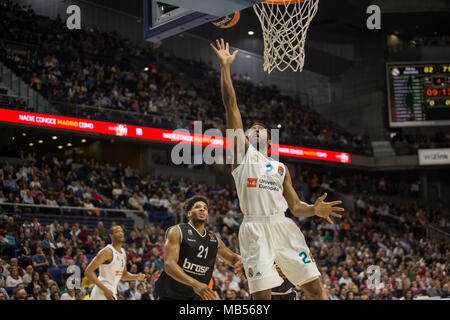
[247,178,257,188]
[182,258,210,275]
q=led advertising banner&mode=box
[0,108,351,164]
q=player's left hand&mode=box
[233,258,245,281]
[136,273,146,282]
[313,193,344,224]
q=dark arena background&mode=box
[0,0,449,310]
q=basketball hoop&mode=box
[253,0,319,74]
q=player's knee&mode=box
[302,279,323,300]
[253,289,272,300]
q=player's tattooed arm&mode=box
[283,167,344,223]
[164,226,217,300]
[85,247,115,300]
[217,238,244,280]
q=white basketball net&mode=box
[253,0,319,74]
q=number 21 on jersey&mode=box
[197,245,209,259]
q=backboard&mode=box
[144,0,265,42]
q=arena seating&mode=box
[0,0,372,156]
[0,152,448,300]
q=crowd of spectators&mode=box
[0,0,448,301]
[295,169,422,198]
[391,130,450,155]
[408,35,450,48]
[0,0,372,155]
[0,94,27,110]
[296,170,449,235]
[0,151,448,300]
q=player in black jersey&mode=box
[271,265,297,300]
[155,195,244,300]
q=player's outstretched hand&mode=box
[313,193,344,224]
[210,38,239,67]
[136,273,146,282]
[192,280,218,300]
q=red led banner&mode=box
[0,109,351,164]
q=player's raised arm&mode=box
[282,167,344,223]
[164,226,217,300]
[210,39,249,170]
[85,247,115,300]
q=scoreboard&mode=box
[386,61,450,127]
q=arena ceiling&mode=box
[85,0,449,40]
[84,0,449,76]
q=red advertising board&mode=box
[0,108,351,164]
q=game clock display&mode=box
[387,61,450,127]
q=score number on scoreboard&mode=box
[387,62,450,127]
[424,64,450,106]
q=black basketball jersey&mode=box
[155,223,219,300]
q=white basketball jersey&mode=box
[231,143,289,216]
[97,244,126,294]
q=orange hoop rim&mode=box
[220,11,240,29]
[263,0,307,4]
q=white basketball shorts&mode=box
[90,285,117,300]
[239,213,321,294]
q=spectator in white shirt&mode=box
[112,182,123,199]
[22,191,34,204]
[60,288,76,300]
[117,281,129,295]
[338,271,353,286]
[129,193,144,211]
[29,176,41,190]
[137,192,148,206]
[124,280,141,300]
[67,180,80,193]
[158,194,171,209]
[6,267,23,289]
[149,194,161,208]
[222,212,239,232]
[15,168,27,181]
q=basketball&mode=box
[211,11,240,29]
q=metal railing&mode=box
[426,225,450,242]
[46,101,175,129]
[0,202,145,217]
[0,61,48,113]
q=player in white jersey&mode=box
[85,226,145,300]
[211,39,344,300]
